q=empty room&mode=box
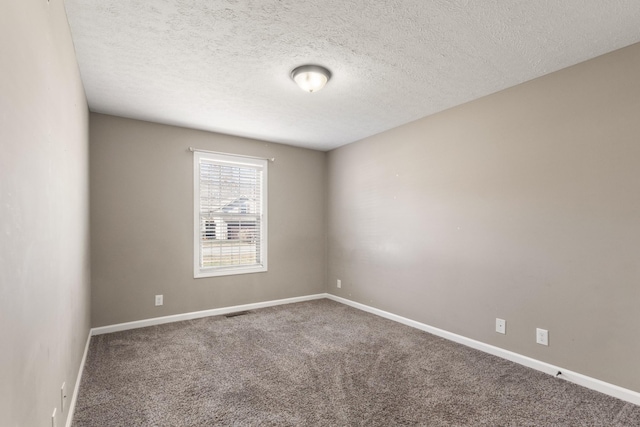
[2,0,640,426]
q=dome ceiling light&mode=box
[291,65,331,93]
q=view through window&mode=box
[193,151,267,278]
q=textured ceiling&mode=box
[64,1,640,151]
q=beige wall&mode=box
[327,43,640,393]
[90,114,326,327]
[0,1,91,426]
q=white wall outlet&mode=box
[536,328,549,346]
[155,295,163,306]
[51,408,57,427]
[495,318,506,334]
[60,382,66,413]
[337,279,341,289]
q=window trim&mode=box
[193,151,268,278]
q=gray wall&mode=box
[90,114,326,327]
[0,1,91,426]
[327,43,640,393]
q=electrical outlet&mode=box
[536,328,549,346]
[60,382,66,413]
[51,408,57,427]
[155,295,163,306]
[495,318,506,334]
[337,279,341,289]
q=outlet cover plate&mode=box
[61,382,66,413]
[337,279,341,289]
[496,318,506,334]
[536,328,549,346]
[155,295,163,306]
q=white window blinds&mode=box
[194,151,267,278]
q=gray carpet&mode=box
[73,299,640,426]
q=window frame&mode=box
[193,151,268,278]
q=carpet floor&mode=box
[73,299,640,426]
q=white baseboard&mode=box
[325,293,640,406]
[91,294,327,336]
[66,329,91,427]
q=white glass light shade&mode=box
[291,65,331,93]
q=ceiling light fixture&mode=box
[291,65,331,93]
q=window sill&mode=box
[194,265,268,278]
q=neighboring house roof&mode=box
[221,196,256,214]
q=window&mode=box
[194,151,267,278]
